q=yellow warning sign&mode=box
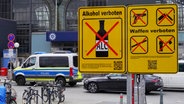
[130,8,148,27]
[157,7,175,26]
[127,4,178,74]
[78,6,126,73]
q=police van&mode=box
[13,51,83,86]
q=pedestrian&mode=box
[8,60,14,70]
[7,60,14,81]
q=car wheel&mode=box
[16,76,26,86]
[69,82,77,87]
[56,77,66,86]
[87,82,98,93]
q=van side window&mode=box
[22,57,36,68]
[179,63,184,72]
[39,56,69,67]
[73,56,78,67]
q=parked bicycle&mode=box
[22,86,34,104]
[22,84,43,104]
[3,79,17,104]
[42,81,65,104]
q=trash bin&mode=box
[0,86,6,104]
[0,67,7,76]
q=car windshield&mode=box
[107,74,125,77]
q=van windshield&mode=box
[73,56,78,67]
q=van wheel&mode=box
[16,76,26,86]
[56,77,66,86]
[69,82,77,87]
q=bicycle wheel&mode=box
[27,94,37,104]
[51,91,56,101]
[11,88,17,98]
[42,88,49,102]
[34,94,44,104]
[9,99,17,104]
[50,89,60,104]
[58,94,65,104]
[22,91,28,104]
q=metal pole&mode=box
[29,0,32,54]
[127,74,132,104]
[134,74,138,104]
[120,93,123,104]
[132,74,135,104]
[10,0,13,19]
[15,48,18,67]
[55,0,58,31]
[160,87,163,104]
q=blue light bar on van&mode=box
[53,50,71,54]
[34,52,46,54]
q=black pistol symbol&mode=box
[159,40,172,51]
[133,13,146,24]
[158,14,173,21]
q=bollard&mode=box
[120,93,123,104]
[160,87,163,104]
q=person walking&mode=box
[8,60,14,70]
[7,60,14,81]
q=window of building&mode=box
[13,0,51,56]
[0,0,11,19]
[87,0,107,6]
[65,0,86,31]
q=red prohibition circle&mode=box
[8,41,14,49]
[8,33,15,41]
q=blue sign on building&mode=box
[46,31,78,42]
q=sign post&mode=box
[78,6,126,73]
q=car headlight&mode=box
[83,78,89,84]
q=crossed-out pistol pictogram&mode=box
[157,35,175,53]
[85,21,119,56]
[131,9,148,26]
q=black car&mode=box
[83,74,163,93]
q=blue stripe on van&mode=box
[14,68,78,77]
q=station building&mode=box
[0,0,184,60]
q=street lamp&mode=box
[14,42,19,67]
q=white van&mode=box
[13,51,83,86]
[155,60,184,88]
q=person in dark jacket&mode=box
[8,60,14,70]
[7,60,14,80]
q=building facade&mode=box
[0,0,184,58]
